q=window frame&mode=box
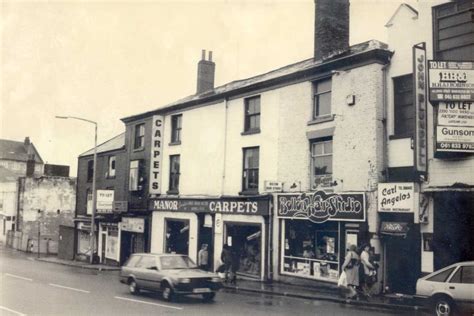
[168,155,180,194]
[242,147,259,193]
[107,156,116,178]
[312,78,332,119]
[129,160,139,191]
[134,123,145,150]
[310,138,333,190]
[87,160,94,182]
[393,74,415,138]
[244,96,261,133]
[171,114,182,144]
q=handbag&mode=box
[337,271,348,288]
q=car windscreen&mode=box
[160,256,197,269]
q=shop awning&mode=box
[380,221,410,237]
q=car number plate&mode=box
[193,288,211,293]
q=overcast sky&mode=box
[1,0,415,174]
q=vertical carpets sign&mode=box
[149,115,164,194]
[413,43,427,175]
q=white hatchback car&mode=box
[415,261,474,316]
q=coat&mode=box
[341,250,360,286]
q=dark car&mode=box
[120,253,222,302]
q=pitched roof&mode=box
[122,40,390,122]
[0,138,43,163]
[385,3,418,27]
[79,132,125,157]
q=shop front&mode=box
[150,196,270,280]
[98,222,121,265]
[120,217,147,264]
[275,191,366,284]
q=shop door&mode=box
[198,216,213,270]
[225,223,261,278]
[101,232,107,263]
[385,234,421,294]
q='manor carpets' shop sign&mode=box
[276,191,365,223]
[436,101,474,153]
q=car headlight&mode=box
[211,277,221,282]
[179,278,191,284]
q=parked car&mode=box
[120,253,222,302]
[415,261,474,316]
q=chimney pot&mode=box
[24,137,30,146]
[201,49,206,60]
[209,51,213,62]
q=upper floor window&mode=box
[313,78,332,119]
[87,160,94,182]
[244,96,261,133]
[134,123,145,149]
[242,147,259,193]
[171,114,182,143]
[310,138,333,189]
[129,160,145,191]
[169,155,180,194]
[108,156,116,178]
[393,75,414,137]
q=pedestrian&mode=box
[360,244,376,297]
[220,244,233,283]
[229,247,240,285]
[198,243,209,271]
[341,244,360,299]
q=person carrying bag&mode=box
[340,244,360,299]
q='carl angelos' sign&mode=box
[378,183,415,213]
[277,191,365,223]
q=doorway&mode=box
[165,219,189,255]
[101,232,107,263]
[225,223,262,278]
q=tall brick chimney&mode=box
[196,49,215,94]
[314,0,350,60]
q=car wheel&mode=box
[129,279,139,295]
[433,296,455,316]
[202,292,216,302]
[162,283,174,302]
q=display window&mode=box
[225,223,261,278]
[281,220,340,282]
[165,219,189,255]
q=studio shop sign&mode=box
[277,191,366,223]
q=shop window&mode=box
[129,160,145,191]
[225,223,261,277]
[244,96,261,133]
[282,220,340,282]
[108,156,116,178]
[134,123,145,149]
[242,147,259,193]
[393,74,415,137]
[168,155,180,194]
[106,227,119,260]
[313,78,332,119]
[310,138,332,190]
[171,114,182,144]
[165,219,189,255]
[87,160,94,182]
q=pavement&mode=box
[35,254,423,312]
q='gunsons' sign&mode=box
[150,197,269,216]
[276,191,365,223]
[436,101,474,153]
[149,115,164,194]
[378,183,415,213]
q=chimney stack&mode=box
[196,49,215,94]
[24,137,30,147]
[314,0,350,60]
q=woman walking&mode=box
[341,244,360,299]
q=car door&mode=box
[138,256,160,290]
[447,265,474,304]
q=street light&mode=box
[56,115,98,264]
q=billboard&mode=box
[428,60,474,102]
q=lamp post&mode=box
[56,115,98,264]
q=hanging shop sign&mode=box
[378,183,415,213]
[96,190,114,214]
[435,101,474,153]
[150,197,270,216]
[380,221,410,237]
[276,191,365,223]
[413,43,427,175]
[113,201,128,213]
[149,115,164,195]
[121,217,145,233]
[428,60,474,102]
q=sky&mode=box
[1,0,415,175]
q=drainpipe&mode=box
[221,97,229,195]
